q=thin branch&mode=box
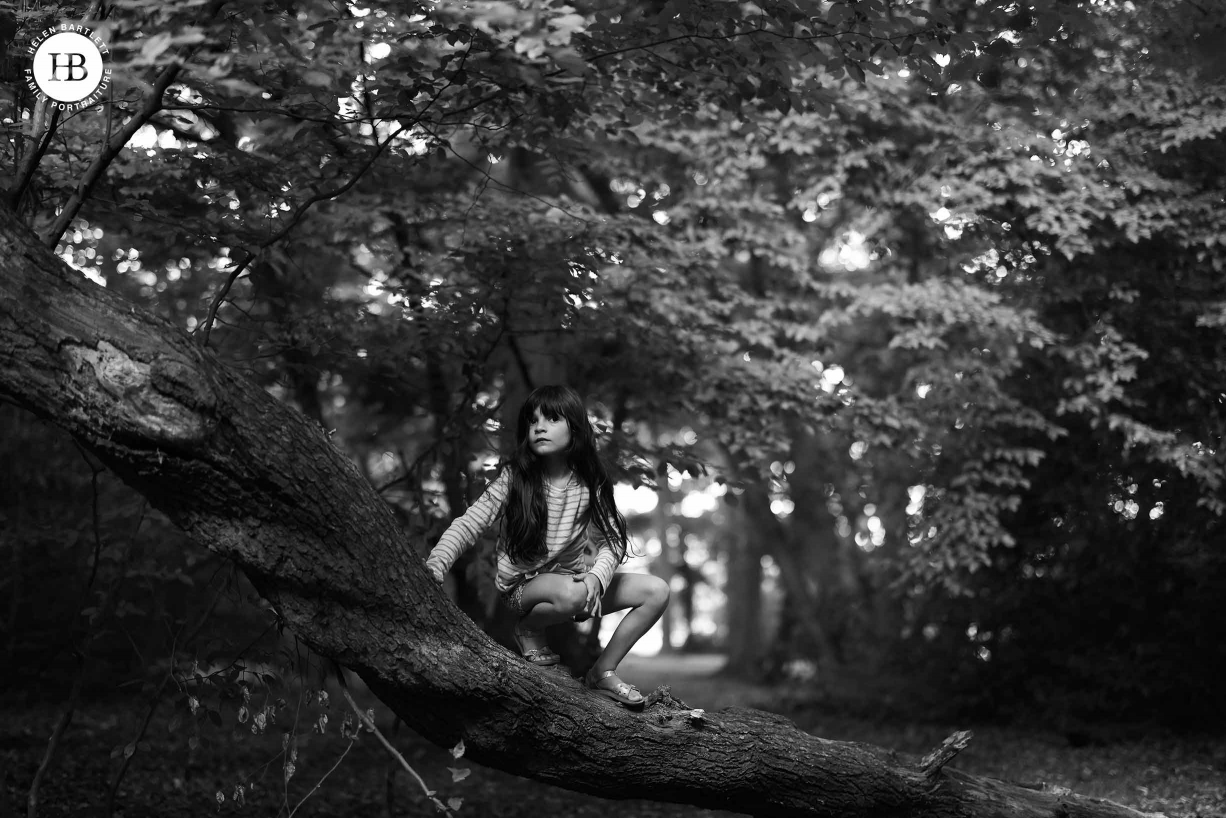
[420,124,595,223]
[286,740,355,818]
[196,115,410,346]
[337,672,455,815]
[106,567,231,818]
[41,61,183,248]
[161,102,342,124]
[196,33,464,308]
[199,252,256,347]
[10,104,60,212]
[506,332,536,391]
[81,0,108,23]
[384,715,401,818]
[920,730,973,778]
[81,443,105,594]
[26,657,84,818]
[39,0,231,247]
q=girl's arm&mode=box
[585,523,622,595]
[424,470,510,582]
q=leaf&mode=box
[448,766,470,782]
[301,69,331,87]
[553,48,587,76]
[449,739,465,759]
[140,31,172,62]
[447,797,463,811]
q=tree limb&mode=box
[40,61,182,248]
[9,103,60,214]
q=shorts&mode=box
[500,553,595,617]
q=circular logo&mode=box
[26,26,112,109]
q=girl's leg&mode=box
[590,573,670,676]
[512,574,590,653]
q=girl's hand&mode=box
[428,565,446,585]
[574,573,602,619]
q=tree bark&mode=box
[0,204,1157,818]
[722,497,765,674]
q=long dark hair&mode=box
[501,385,629,565]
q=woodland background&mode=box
[1,0,1225,815]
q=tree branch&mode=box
[40,62,182,248]
[198,251,256,348]
[921,730,974,778]
[194,119,407,347]
[10,104,60,214]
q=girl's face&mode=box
[528,408,572,459]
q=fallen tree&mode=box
[0,203,1159,818]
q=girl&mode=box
[426,385,670,708]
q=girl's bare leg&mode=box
[509,573,670,674]
[513,574,590,652]
[590,573,670,675]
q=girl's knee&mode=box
[648,575,670,610]
[556,581,589,618]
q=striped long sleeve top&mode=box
[425,470,622,594]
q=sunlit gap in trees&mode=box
[54,221,107,286]
[55,218,218,331]
[327,20,432,151]
[564,262,600,311]
[607,478,729,654]
[965,623,993,663]
[767,459,797,519]
[613,177,672,224]
[931,204,970,242]
[811,361,845,394]
[801,190,840,222]
[907,485,935,549]
[818,231,872,271]
[1107,478,1169,522]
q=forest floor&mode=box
[3,653,1224,818]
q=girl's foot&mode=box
[512,622,560,666]
[585,668,644,708]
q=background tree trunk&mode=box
[0,205,1158,818]
[722,497,765,675]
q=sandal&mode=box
[585,668,645,708]
[512,623,560,666]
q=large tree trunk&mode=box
[0,204,1157,818]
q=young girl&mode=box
[426,385,669,708]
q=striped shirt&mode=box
[425,470,621,594]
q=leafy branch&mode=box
[336,667,465,815]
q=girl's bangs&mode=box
[525,389,573,421]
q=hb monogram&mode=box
[47,52,90,82]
